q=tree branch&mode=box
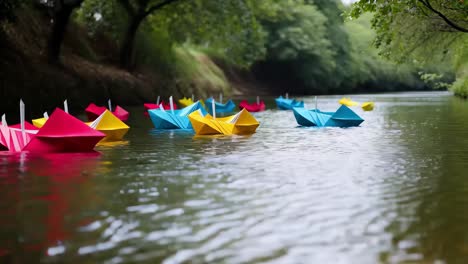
[418,0,468,33]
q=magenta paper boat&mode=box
[1,108,105,153]
[85,103,129,122]
[9,121,38,130]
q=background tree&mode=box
[35,0,86,63]
[349,0,468,97]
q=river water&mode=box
[1,91,468,264]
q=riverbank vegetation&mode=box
[349,0,467,98]
[0,0,460,114]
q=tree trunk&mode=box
[47,6,74,64]
[120,15,145,70]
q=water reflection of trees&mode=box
[379,98,468,263]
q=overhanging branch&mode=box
[418,0,468,33]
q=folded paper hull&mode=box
[23,136,104,153]
[86,103,129,122]
[239,100,265,112]
[275,97,304,110]
[339,97,359,107]
[149,101,206,130]
[149,111,190,129]
[362,102,375,111]
[88,110,129,143]
[2,108,105,153]
[113,106,129,122]
[189,109,259,136]
[0,127,37,152]
[98,128,129,142]
[9,122,38,130]
[205,98,236,114]
[293,105,364,127]
[178,98,195,107]
[32,117,47,128]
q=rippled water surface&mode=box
[2,91,468,263]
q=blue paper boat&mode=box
[149,101,207,129]
[275,96,304,110]
[205,97,236,114]
[293,105,364,127]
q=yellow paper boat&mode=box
[88,110,129,142]
[32,117,47,128]
[339,97,359,107]
[361,102,375,111]
[188,109,259,136]
[179,97,195,107]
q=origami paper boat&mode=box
[361,102,375,111]
[1,108,105,153]
[88,110,129,142]
[149,101,206,129]
[85,103,129,122]
[188,108,260,135]
[339,97,359,107]
[9,121,38,130]
[239,100,265,112]
[275,96,304,110]
[0,124,37,152]
[293,105,364,127]
[32,117,47,128]
[144,101,178,117]
[205,97,236,114]
[178,97,195,107]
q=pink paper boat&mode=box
[22,108,105,153]
[113,105,129,122]
[85,103,129,122]
[0,125,37,152]
[9,121,38,130]
[0,122,38,151]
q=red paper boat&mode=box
[239,100,266,112]
[143,102,177,116]
[23,108,105,153]
[85,103,129,122]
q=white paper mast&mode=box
[169,96,175,114]
[20,99,26,142]
[212,98,216,119]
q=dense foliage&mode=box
[349,0,467,97]
[252,0,428,94]
[2,0,458,95]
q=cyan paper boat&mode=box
[275,96,304,110]
[205,97,235,114]
[293,105,364,127]
[148,101,207,129]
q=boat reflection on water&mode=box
[0,152,101,262]
[96,140,129,148]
